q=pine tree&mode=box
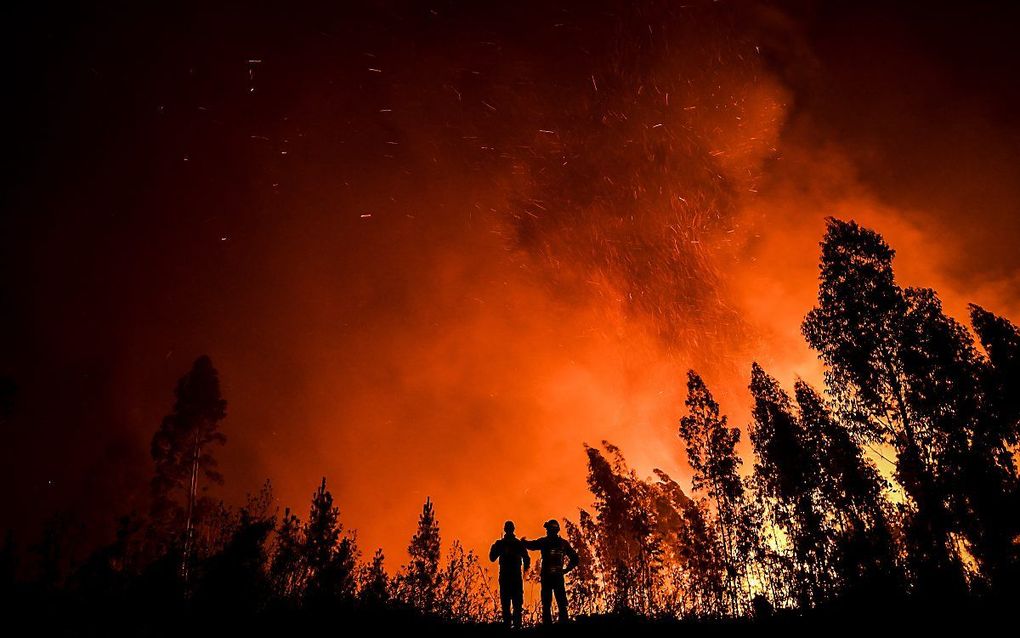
[303,479,339,576]
[400,497,441,613]
[302,477,358,607]
[360,549,390,609]
[149,355,227,574]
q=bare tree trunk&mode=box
[709,474,740,616]
[181,434,201,582]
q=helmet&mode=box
[543,519,560,533]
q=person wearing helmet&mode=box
[522,519,579,625]
[489,520,530,628]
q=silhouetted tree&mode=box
[653,469,725,617]
[970,304,1020,445]
[801,218,966,599]
[269,507,304,600]
[398,497,442,613]
[964,305,1020,591]
[584,442,658,613]
[678,370,758,615]
[793,381,900,601]
[563,517,602,616]
[149,355,227,575]
[194,508,274,615]
[898,288,1019,592]
[749,364,829,608]
[577,509,606,613]
[302,478,358,607]
[360,549,390,609]
[437,541,488,621]
[72,513,144,599]
[200,501,238,561]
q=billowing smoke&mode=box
[4,1,1020,576]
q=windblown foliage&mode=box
[10,219,1020,632]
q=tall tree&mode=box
[678,370,758,615]
[149,355,227,573]
[650,469,725,617]
[400,497,442,613]
[966,305,1020,590]
[801,218,965,599]
[584,443,658,614]
[793,380,900,600]
[970,304,1020,447]
[748,364,829,608]
[303,478,358,607]
[900,289,1019,590]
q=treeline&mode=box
[4,218,1020,630]
[562,218,1020,620]
[4,359,498,631]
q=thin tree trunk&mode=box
[181,434,201,582]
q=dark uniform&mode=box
[523,520,579,625]
[489,522,530,627]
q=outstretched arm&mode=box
[521,537,543,551]
[563,541,580,573]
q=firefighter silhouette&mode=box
[489,520,530,627]
[523,519,580,624]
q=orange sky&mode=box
[4,1,1020,576]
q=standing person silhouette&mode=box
[523,519,579,625]
[489,520,530,628]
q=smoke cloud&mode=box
[3,1,1019,570]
